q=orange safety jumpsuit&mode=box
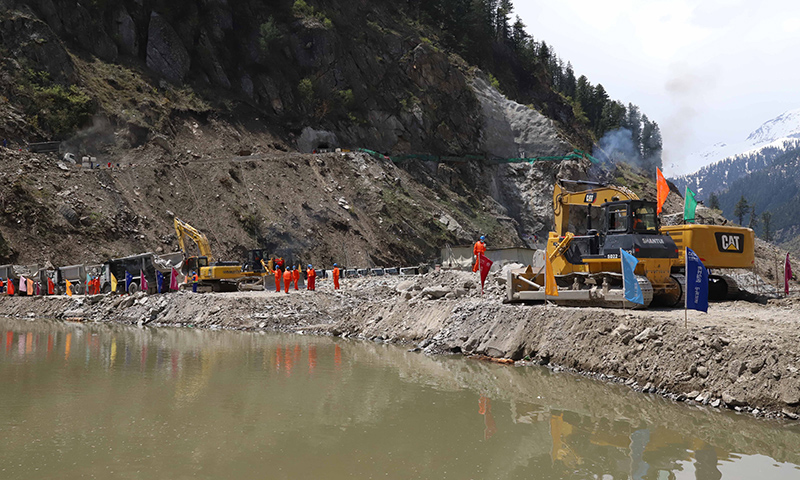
[473,240,486,272]
[307,268,316,291]
[333,267,340,290]
[283,269,292,293]
[274,268,282,292]
[293,269,300,290]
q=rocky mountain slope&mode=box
[0,0,593,267]
[672,109,800,248]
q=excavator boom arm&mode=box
[174,217,214,262]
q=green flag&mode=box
[684,187,698,223]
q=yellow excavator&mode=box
[506,179,755,308]
[174,217,267,292]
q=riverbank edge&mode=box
[1,291,798,422]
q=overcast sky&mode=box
[515,0,800,176]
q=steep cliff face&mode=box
[1,0,587,157]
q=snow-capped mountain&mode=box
[673,108,800,198]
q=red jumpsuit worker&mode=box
[307,264,316,291]
[274,267,282,293]
[333,263,340,290]
[283,268,292,293]
[292,266,300,290]
[473,235,486,272]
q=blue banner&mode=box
[125,271,132,293]
[620,249,644,305]
[686,247,709,312]
[156,271,164,294]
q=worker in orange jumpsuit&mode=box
[333,263,340,290]
[292,265,300,290]
[307,264,316,291]
[283,267,292,294]
[473,235,486,272]
[274,266,282,293]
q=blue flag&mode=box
[686,247,709,312]
[125,271,132,294]
[620,249,644,305]
[156,271,164,294]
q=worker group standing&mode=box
[473,235,487,272]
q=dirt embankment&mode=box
[2,270,800,420]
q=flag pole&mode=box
[684,247,688,329]
[480,252,483,296]
[620,249,625,311]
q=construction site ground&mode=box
[2,269,800,421]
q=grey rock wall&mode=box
[146,12,190,85]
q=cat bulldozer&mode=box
[506,180,754,308]
[174,217,267,292]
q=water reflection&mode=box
[1,318,799,480]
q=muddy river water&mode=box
[2,317,800,479]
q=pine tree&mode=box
[734,195,750,225]
[510,16,528,51]
[496,0,513,43]
[563,62,576,98]
[623,104,642,152]
[708,192,720,210]
[537,41,551,65]
[748,203,758,230]
[762,211,773,241]
[598,100,626,138]
[590,84,609,133]
[641,119,663,173]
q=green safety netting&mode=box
[356,148,599,165]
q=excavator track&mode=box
[709,274,741,301]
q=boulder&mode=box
[722,391,746,407]
[421,286,451,299]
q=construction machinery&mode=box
[506,179,755,308]
[173,217,267,292]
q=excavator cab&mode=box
[604,201,658,235]
[243,249,267,273]
[182,256,209,275]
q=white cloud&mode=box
[515,0,800,175]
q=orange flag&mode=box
[656,167,669,215]
[66,279,73,297]
[47,277,55,295]
[27,278,33,296]
[7,279,14,295]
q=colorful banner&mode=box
[684,187,697,223]
[140,270,149,292]
[111,273,118,293]
[170,268,179,291]
[656,167,669,215]
[479,253,493,294]
[125,271,132,293]
[621,249,644,305]
[156,271,164,294]
[786,253,793,295]
[686,247,709,313]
